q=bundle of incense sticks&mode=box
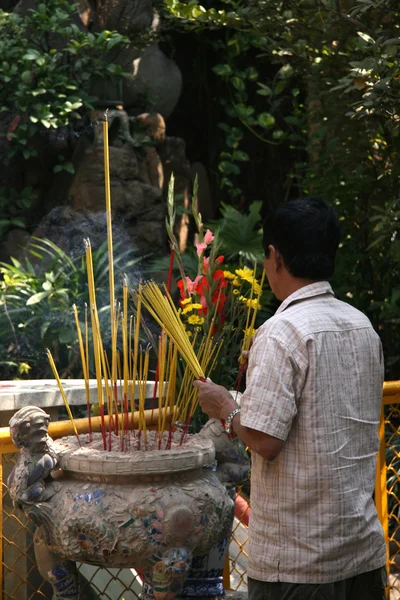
[137,281,226,443]
[46,113,262,452]
[45,117,189,451]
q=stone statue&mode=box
[8,406,58,506]
[8,406,79,600]
[8,406,250,600]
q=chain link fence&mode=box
[3,386,400,599]
[1,451,142,600]
[382,396,400,600]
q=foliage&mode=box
[0,238,141,379]
[0,1,128,161]
[0,0,129,241]
[0,186,37,238]
[147,199,264,278]
[165,179,273,394]
[165,0,400,378]
[210,201,264,263]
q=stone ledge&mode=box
[0,379,156,411]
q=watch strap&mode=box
[224,407,241,436]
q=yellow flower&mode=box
[181,298,192,305]
[247,299,261,310]
[232,277,241,287]
[239,296,261,310]
[243,327,256,338]
[182,302,203,314]
[252,282,261,295]
[188,314,205,326]
[235,266,254,284]
[223,270,236,280]
[18,362,31,375]
[233,289,240,295]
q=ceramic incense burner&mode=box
[8,406,249,600]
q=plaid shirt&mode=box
[240,281,386,583]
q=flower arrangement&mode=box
[165,176,265,392]
[45,153,267,449]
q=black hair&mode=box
[262,196,340,280]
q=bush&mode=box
[0,238,141,379]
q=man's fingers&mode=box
[193,377,213,389]
[193,379,206,389]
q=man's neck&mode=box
[277,277,319,302]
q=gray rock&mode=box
[132,219,166,252]
[109,146,139,180]
[140,182,163,207]
[126,44,183,118]
[111,180,145,217]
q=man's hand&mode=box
[193,379,238,421]
[239,350,250,368]
[194,379,284,461]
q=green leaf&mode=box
[257,83,272,96]
[257,88,272,96]
[11,218,25,228]
[357,31,375,45]
[209,201,264,263]
[26,290,51,305]
[232,76,245,91]
[31,89,46,96]
[23,49,41,61]
[213,64,232,77]
[232,150,249,161]
[258,113,275,128]
[40,320,51,339]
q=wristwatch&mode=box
[224,407,241,436]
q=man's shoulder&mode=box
[257,296,377,345]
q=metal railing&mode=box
[1,382,400,599]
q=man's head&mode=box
[263,196,340,300]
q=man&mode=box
[194,197,387,600]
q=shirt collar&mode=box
[275,281,334,315]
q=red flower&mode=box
[177,255,227,322]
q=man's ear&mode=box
[268,245,284,271]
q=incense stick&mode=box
[139,282,205,379]
[46,349,81,446]
[73,304,92,442]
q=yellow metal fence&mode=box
[2,382,400,599]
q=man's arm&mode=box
[193,379,284,461]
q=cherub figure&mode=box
[8,406,58,507]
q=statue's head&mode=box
[9,406,51,449]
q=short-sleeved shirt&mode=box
[240,281,386,584]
